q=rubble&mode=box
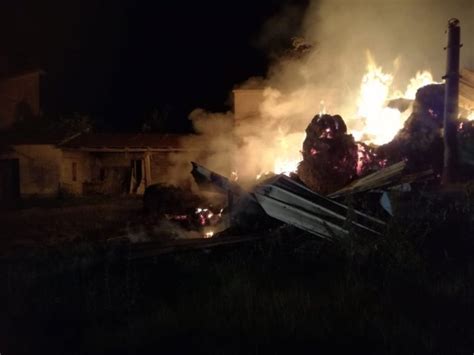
[191,162,385,241]
[191,162,274,232]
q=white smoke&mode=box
[166,0,474,185]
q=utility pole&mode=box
[442,18,462,185]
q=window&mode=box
[72,162,77,182]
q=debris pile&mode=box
[191,162,386,241]
[143,183,226,237]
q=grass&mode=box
[1,191,474,354]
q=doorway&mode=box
[0,159,20,203]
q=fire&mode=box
[256,171,271,180]
[204,231,214,238]
[230,171,239,181]
[271,132,304,176]
[273,158,299,176]
[231,54,441,181]
[468,111,474,121]
[352,60,403,145]
[195,207,219,226]
[404,71,437,99]
[351,56,440,146]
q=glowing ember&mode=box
[195,207,217,226]
[256,171,271,180]
[204,231,214,238]
[230,171,239,181]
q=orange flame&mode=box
[350,56,440,145]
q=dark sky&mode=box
[0,0,308,132]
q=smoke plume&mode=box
[168,0,474,186]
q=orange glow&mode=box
[350,56,440,145]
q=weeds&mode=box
[1,191,474,354]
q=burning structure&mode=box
[144,16,474,241]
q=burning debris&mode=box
[189,162,386,240]
[297,114,358,194]
[143,183,227,238]
[144,77,472,242]
[191,162,275,232]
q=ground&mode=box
[0,196,143,249]
[1,193,474,354]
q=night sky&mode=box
[0,0,308,132]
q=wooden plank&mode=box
[329,161,406,198]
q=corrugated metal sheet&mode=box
[253,175,386,240]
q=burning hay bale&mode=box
[297,114,358,194]
[377,84,445,173]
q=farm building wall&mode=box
[0,144,61,197]
[60,150,92,195]
[150,152,176,184]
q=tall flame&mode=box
[404,70,437,99]
[271,131,304,176]
[351,56,439,145]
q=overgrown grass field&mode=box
[1,190,474,354]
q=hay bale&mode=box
[297,114,358,194]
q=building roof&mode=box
[61,133,186,151]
